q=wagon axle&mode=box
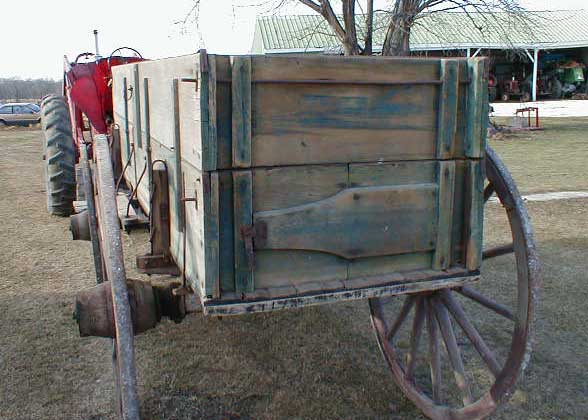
[74,280,190,338]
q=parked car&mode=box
[0,103,41,126]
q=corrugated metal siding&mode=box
[252,10,588,53]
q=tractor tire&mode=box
[41,95,76,217]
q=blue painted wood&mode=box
[203,54,217,171]
[218,171,235,292]
[199,51,211,171]
[232,56,252,168]
[204,172,220,298]
[233,170,254,293]
[465,58,488,158]
[215,56,233,169]
[433,160,456,270]
[436,60,459,159]
[465,160,484,270]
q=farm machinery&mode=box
[41,37,540,420]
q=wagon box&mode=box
[111,52,488,313]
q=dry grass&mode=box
[1,119,587,419]
[489,117,588,194]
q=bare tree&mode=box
[297,0,528,56]
[182,0,529,57]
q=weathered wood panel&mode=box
[251,83,438,166]
[252,164,347,212]
[251,55,441,83]
[254,184,438,259]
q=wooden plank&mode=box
[433,160,456,270]
[348,252,432,279]
[142,78,152,190]
[182,163,206,296]
[199,52,210,171]
[254,184,438,260]
[254,250,347,289]
[349,160,436,187]
[215,55,233,169]
[203,274,479,316]
[203,172,220,298]
[251,55,441,84]
[251,84,438,166]
[218,171,235,292]
[132,64,143,149]
[232,56,252,168]
[451,160,467,267]
[465,58,488,158]
[203,54,217,171]
[172,79,184,233]
[436,59,459,159]
[465,160,484,270]
[252,164,348,212]
[122,76,131,160]
[150,168,171,256]
[233,170,254,293]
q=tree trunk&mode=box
[382,15,411,56]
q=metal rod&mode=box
[93,29,101,59]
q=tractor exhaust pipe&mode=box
[70,210,91,241]
[93,29,101,59]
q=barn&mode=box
[251,10,588,101]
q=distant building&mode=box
[252,10,588,101]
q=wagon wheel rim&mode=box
[369,147,540,420]
[91,134,141,420]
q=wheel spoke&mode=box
[426,298,442,403]
[406,297,426,380]
[386,296,415,342]
[483,243,514,260]
[440,290,502,377]
[483,182,495,203]
[457,286,515,321]
[432,297,474,407]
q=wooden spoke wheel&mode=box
[369,147,539,420]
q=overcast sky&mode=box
[2,0,586,80]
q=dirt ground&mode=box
[1,119,587,419]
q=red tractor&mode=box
[41,32,143,217]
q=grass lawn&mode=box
[1,123,587,419]
[489,117,588,194]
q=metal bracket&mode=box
[240,225,256,270]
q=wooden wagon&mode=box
[72,52,540,420]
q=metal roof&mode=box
[252,10,588,53]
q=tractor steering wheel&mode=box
[74,52,96,64]
[107,47,143,69]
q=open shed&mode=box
[252,10,588,101]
